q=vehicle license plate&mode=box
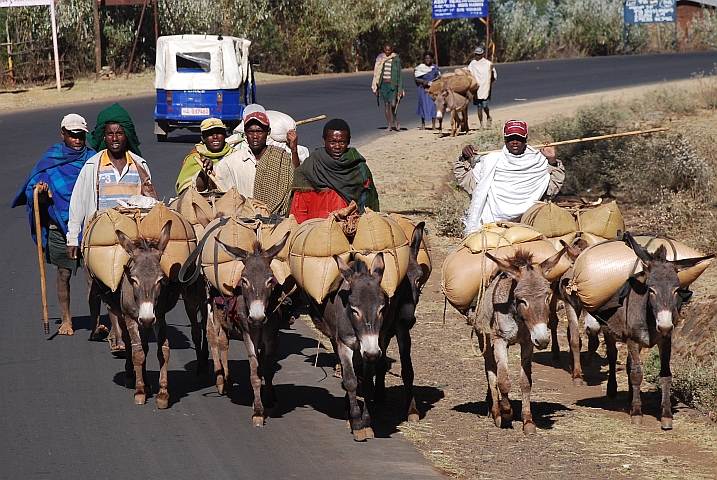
[181,107,210,116]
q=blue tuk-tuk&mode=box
[153,34,256,141]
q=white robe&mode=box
[466,58,496,100]
[463,145,550,234]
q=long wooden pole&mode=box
[33,186,51,335]
[470,127,669,156]
[125,0,148,79]
[295,114,326,126]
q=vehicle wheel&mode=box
[157,133,168,142]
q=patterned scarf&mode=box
[293,147,379,213]
[253,145,294,217]
[12,143,95,247]
[372,52,397,92]
[175,142,233,194]
[88,103,142,157]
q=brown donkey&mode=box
[214,233,290,427]
[599,233,713,429]
[477,247,568,435]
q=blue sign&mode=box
[624,0,676,24]
[432,0,488,20]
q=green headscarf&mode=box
[89,103,142,156]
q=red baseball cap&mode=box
[503,120,528,138]
[244,111,270,128]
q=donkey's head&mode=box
[626,233,714,338]
[218,232,289,329]
[334,253,387,363]
[117,220,172,328]
[486,246,568,350]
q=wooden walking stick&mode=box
[295,114,326,126]
[470,127,670,156]
[33,185,51,334]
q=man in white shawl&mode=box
[464,47,496,129]
[454,120,565,234]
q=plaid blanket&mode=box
[11,143,95,247]
[253,145,294,217]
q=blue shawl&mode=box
[11,142,95,247]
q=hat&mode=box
[61,113,88,133]
[244,111,270,128]
[243,104,266,116]
[504,120,528,138]
[200,117,226,132]
[474,47,484,55]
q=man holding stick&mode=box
[12,114,96,336]
[454,119,564,234]
[175,117,234,194]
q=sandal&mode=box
[108,332,126,358]
[88,324,109,342]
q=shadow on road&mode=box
[452,399,571,430]
[532,350,610,387]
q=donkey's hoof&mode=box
[661,417,673,430]
[134,393,146,405]
[156,394,169,410]
[252,415,264,427]
[572,378,585,387]
[407,412,420,423]
[353,428,367,442]
[630,415,643,425]
[364,427,375,439]
[523,422,537,435]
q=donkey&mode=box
[435,87,471,136]
[372,222,428,423]
[307,253,388,441]
[476,247,568,435]
[548,238,603,386]
[212,233,290,426]
[598,233,713,429]
[108,221,180,408]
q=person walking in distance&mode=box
[464,46,497,129]
[372,43,404,132]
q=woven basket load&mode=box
[214,187,246,217]
[427,72,475,97]
[201,217,259,295]
[389,213,432,287]
[442,235,571,313]
[545,232,578,251]
[82,208,139,292]
[237,197,271,219]
[260,215,297,262]
[464,222,543,253]
[577,201,625,239]
[571,235,711,312]
[288,215,351,303]
[139,204,197,282]
[169,187,213,225]
[521,202,577,238]
[352,209,410,297]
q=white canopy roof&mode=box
[155,35,251,90]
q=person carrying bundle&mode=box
[175,117,234,194]
[454,120,565,234]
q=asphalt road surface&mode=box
[2,51,716,478]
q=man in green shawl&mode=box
[175,118,233,194]
[290,118,379,223]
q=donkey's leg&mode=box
[206,304,226,394]
[626,339,644,424]
[657,336,674,430]
[183,283,208,377]
[125,318,147,405]
[483,339,502,426]
[519,340,537,435]
[395,322,419,422]
[373,334,390,406]
[582,311,601,366]
[604,333,618,399]
[243,327,265,426]
[548,292,562,367]
[565,300,584,385]
[154,320,170,409]
[260,317,281,414]
[361,361,376,439]
[337,343,366,441]
[493,337,514,426]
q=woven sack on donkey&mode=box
[521,202,577,238]
[352,209,410,298]
[82,208,139,292]
[139,204,197,282]
[288,215,351,303]
[576,201,625,239]
[389,213,432,287]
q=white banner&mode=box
[0,0,53,7]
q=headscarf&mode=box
[88,103,142,156]
[293,147,379,213]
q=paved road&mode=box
[1,51,716,478]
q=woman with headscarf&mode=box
[414,51,441,130]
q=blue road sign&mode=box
[624,0,676,24]
[432,0,488,19]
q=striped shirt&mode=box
[382,58,393,82]
[97,151,142,209]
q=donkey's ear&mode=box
[540,244,568,277]
[485,252,520,280]
[265,231,290,259]
[624,232,652,264]
[371,252,385,282]
[156,220,173,255]
[409,222,425,260]
[116,229,136,256]
[192,203,212,228]
[673,254,715,272]
[334,254,354,282]
[217,238,249,262]
[561,239,585,262]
